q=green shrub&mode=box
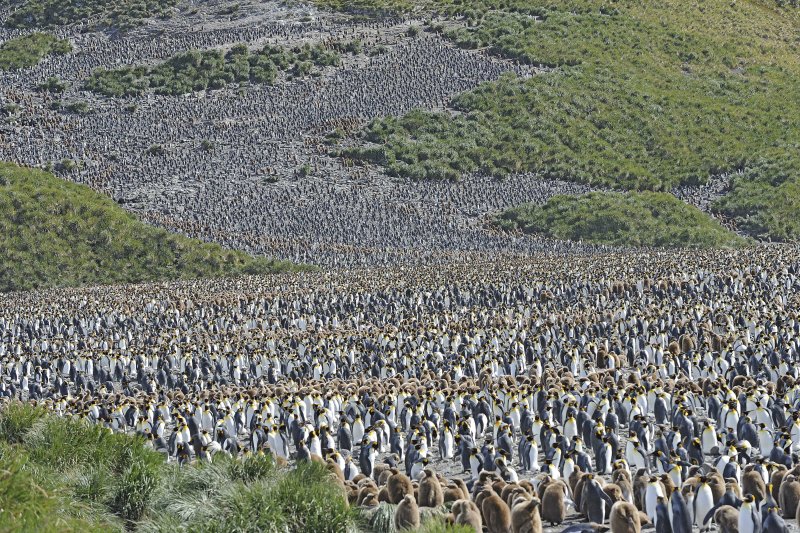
[0,405,356,531]
[37,76,68,93]
[0,33,71,70]
[0,445,114,532]
[226,453,276,483]
[4,0,178,31]
[330,0,800,240]
[497,192,747,248]
[64,101,91,115]
[0,162,307,292]
[110,459,160,523]
[268,461,353,532]
[713,154,800,241]
[86,43,340,97]
[0,403,45,443]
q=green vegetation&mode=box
[0,162,304,292]
[328,0,800,241]
[313,0,419,16]
[63,100,92,115]
[36,75,68,93]
[497,192,746,248]
[0,32,71,70]
[85,43,341,97]
[359,501,470,533]
[0,404,355,532]
[2,102,20,117]
[713,158,800,241]
[3,0,177,31]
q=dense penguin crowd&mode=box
[1,2,793,532]
[2,246,800,532]
[0,0,725,269]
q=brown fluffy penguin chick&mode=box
[361,492,379,508]
[325,458,345,483]
[511,497,542,533]
[604,483,625,503]
[387,471,414,504]
[659,474,676,496]
[569,466,583,494]
[372,463,391,483]
[541,481,568,526]
[615,477,634,504]
[377,467,395,486]
[603,483,625,518]
[452,500,483,533]
[481,488,513,533]
[771,467,788,500]
[346,485,359,506]
[797,501,800,529]
[609,501,641,533]
[509,487,532,509]
[632,470,649,511]
[518,480,535,497]
[444,483,465,503]
[418,468,444,507]
[726,481,742,498]
[501,483,521,506]
[394,494,421,531]
[356,485,378,507]
[779,474,800,519]
[715,505,739,533]
[453,478,471,500]
[709,472,726,503]
[742,470,766,502]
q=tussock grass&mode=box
[85,43,340,97]
[359,502,457,533]
[331,0,800,241]
[0,32,71,70]
[3,0,178,31]
[713,157,800,241]
[497,192,747,248]
[0,162,308,293]
[0,405,357,532]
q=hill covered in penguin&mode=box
[1,0,800,531]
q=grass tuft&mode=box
[85,43,341,97]
[0,33,71,70]
[497,192,747,248]
[0,162,309,293]
[0,404,357,531]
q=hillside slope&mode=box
[330,0,800,241]
[497,192,746,248]
[0,163,303,292]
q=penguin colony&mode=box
[1,245,800,533]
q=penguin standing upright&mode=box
[582,474,614,524]
[670,487,692,533]
[694,477,715,530]
[738,494,761,533]
[761,506,787,533]
[655,496,672,533]
[359,442,377,477]
[439,420,454,460]
[645,477,666,522]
